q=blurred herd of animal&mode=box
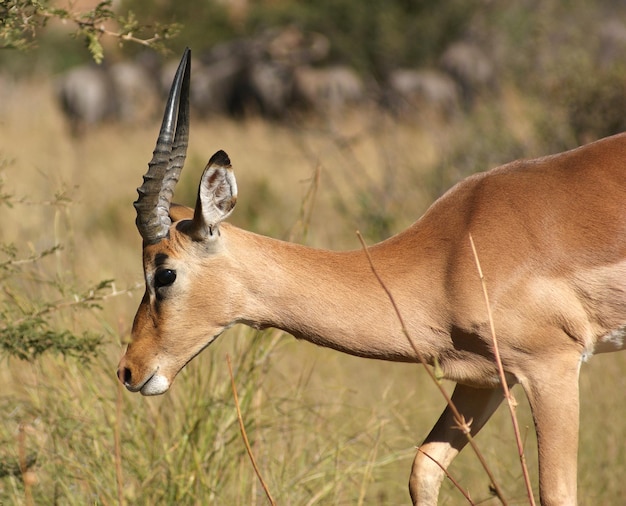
[54,27,496,136]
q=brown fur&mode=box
[120,133,626,505]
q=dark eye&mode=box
[155,268,177,289]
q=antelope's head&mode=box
[117,49,239,395]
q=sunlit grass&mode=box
[0,76,624,504]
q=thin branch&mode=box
[356,231,507,505]
[114,383,125,505]
[468,234,536,506]
[226,354,276,506]
[288,163,321,243]
[114,334,125,506]
[0,245,61,270]
[38,5,151,43]
[418,448,475,505]
[18,423,34,506]
[1,281,142,330]
[92,24,164,48]
[2,1,177,60]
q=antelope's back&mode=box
[442,132,626,274]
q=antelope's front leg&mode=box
[410,384,504,505]
[521,352,581,506]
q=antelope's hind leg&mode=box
[409,384,504,505]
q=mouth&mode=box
[125,367,171,396]
[120,333,222,396]
[140,374,171,396]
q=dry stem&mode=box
[468,234,536,506]
[417,448,475,505]
[226,354,276,506]
[356,232,507,504]
[17,423,33,506]
[114,369,125,506]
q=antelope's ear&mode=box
[188,150,237,240]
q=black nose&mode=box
[117,366,132,386]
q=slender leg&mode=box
[521,354,581,506]
[409,384,504,505]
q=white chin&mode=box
[140,374,170,396]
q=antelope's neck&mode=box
[225,226,444,362]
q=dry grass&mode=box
[0,76,625,505]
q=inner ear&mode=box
[188,150,238,241]
[169,203,194,222]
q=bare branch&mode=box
[356,231,507,504]
[418,448,476,505]
[227,354,276,506]
[1,0,179,62]
[469,234,536,506]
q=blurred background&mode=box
[1,0,626,504]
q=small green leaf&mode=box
[86,33,104,64]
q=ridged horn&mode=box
[134,47,191,244]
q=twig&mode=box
[18,423,34,506]
[38,8,164,48]
[356,231,507,504]
[289,163,321,243]
[357,420,385,506]
[0,245,62,270]
[1,281,142,330]
[114,345,125,506]
[79,21,164,48]
[226,355,276,506]
[417,448,475,505]
[468,234,536,506]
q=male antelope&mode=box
[117,49,626,505]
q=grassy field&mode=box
[1,74,625,506]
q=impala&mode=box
[117,48,626,505]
